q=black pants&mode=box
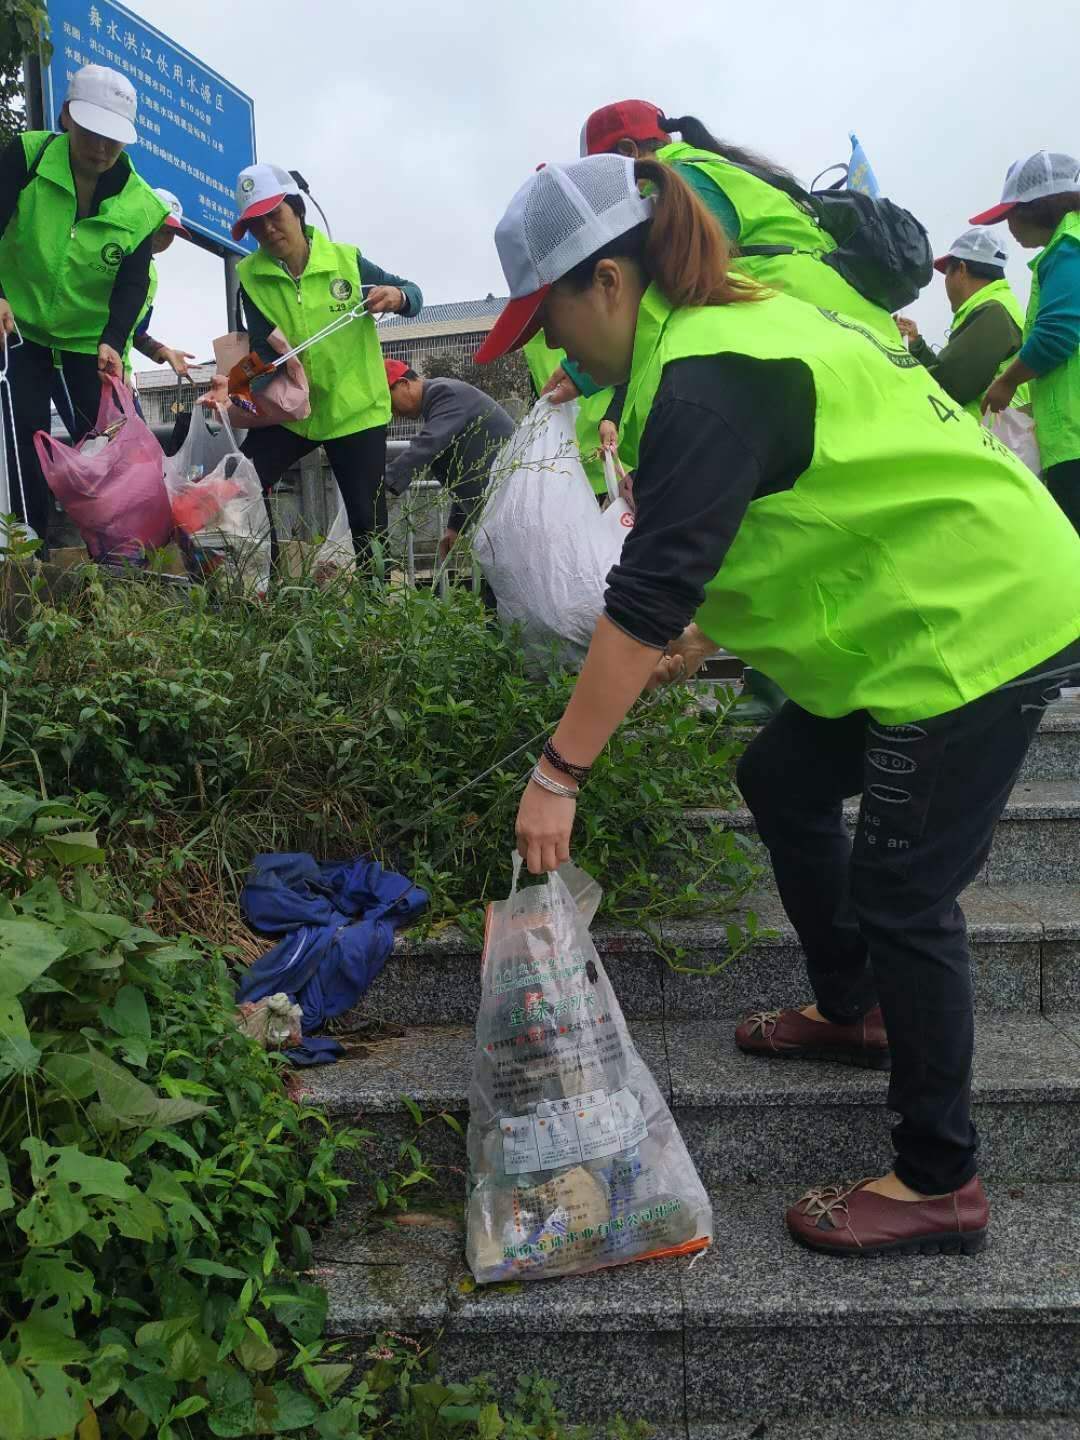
[735,644,1078,1195]
[242,422,387,555]
[1045,459,1080,536]
[3,337,102,542]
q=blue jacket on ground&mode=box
[236,853,428,1064]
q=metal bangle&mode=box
[530,764,579,799]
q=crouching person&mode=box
[384,360,515,561]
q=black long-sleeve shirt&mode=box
[0,134,154,351]
[604,354,814,649]
[909,301,1023,408]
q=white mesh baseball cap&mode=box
[475,156,653,364]
[66,64,137,145]
[933,227,1008,274]
[232,163,301,241]
[970,151,1080,225]
[154,188,191,240]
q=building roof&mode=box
[379,295,508,332]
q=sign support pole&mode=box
[224,252,241,333]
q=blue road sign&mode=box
[43,0,256,254]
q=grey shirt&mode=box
[386,378,515,529]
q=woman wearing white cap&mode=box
[974,151,1080,532]
[127,189,196,378]
[231,163,422,556]
[480,155,1080,1258]
[0,63,166,543]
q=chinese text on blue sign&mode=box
[43,0,256,254]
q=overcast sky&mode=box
[132,0,1077,369]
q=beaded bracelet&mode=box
[542,739,591,786]
[530,764,579,799]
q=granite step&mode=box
[686,778,1080,888]
[694,691,1080,785]
[299,1013,1080,1189]
[687,1424,1080,1439]
[313,1179,1080,1425]
[352,883,1080,1027]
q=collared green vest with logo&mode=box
[622,285,1080,723]
[0,132,167,355]
[1025,212,1080,469]
[123,258,159,374]
[238,226,389,441]
[521,331,610,494]
[656,142,900,345]
[948,278,1030,416]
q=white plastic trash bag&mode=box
[166,421,271,595]
[312,482,355,577]
[984,408,1041,477]
[474,399,633,663]
[466,858,712,1284]
[164,399,233,489]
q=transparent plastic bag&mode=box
[312,483,355,578]
[984,408,1041,476]
[466,858,712,1284]
[473,400,632,665]
[163,396,233,488]
[166,416,271,594]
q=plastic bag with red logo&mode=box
[473,399,633,665]
[465,858,712,1284]
[34,377,172,564]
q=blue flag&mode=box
[847,132,881,198]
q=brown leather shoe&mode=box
[734,1005,890,1070]
[786,1175,989,1256]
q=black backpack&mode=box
[730,159,934,314]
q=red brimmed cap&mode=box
[154,188,191,241]
[970,151,1080,226]
[476,156,653,366]
[384,358,412,386]
[579,99,667,157]
[933,227,1009,273]
[232,163,301,241]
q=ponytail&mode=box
[658,113,800,187]
[560,161,761,310]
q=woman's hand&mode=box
[645,624,719,691]
[437,527,458,563]
[516,777,576,875]
[199,375,230,409]
[982,375,1017,415]
[97,344,123,380]
[540,366,581,405]
[0,299,15,337]
[598,419,619,452]
[366,285,406,315]
[159,346,195,376]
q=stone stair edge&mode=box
[392,881,1080,962]
[300,1012,1080,1117]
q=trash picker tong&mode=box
[227,290,376,412]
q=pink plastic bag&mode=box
[34,377,172,563]
[208,327,310,430]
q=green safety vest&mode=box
[124,257,159,374]
[622,285,1080,724]
[0,131,166,355]
[656,142,901,345]
[522,331,610,494]
[1025,212,1080,470]
[238,226,389,442]
[947,278,1030,416]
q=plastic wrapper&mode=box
[236,993,303,1051]
[984,408,1041,477]
[473,399,633,665]
[33,377,172,563]
[466,859,712,1283]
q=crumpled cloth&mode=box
[235,852,428,1065]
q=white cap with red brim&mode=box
[475,155,653,365]
[933,227,1008,274]
[232,163,301,241]
[970,151,1080,226]
[154,188,192,241]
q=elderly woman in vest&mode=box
[977,151,1080,534]
[0,64,166,544]
[480,155,1080,1258]
[231,164,422,556]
